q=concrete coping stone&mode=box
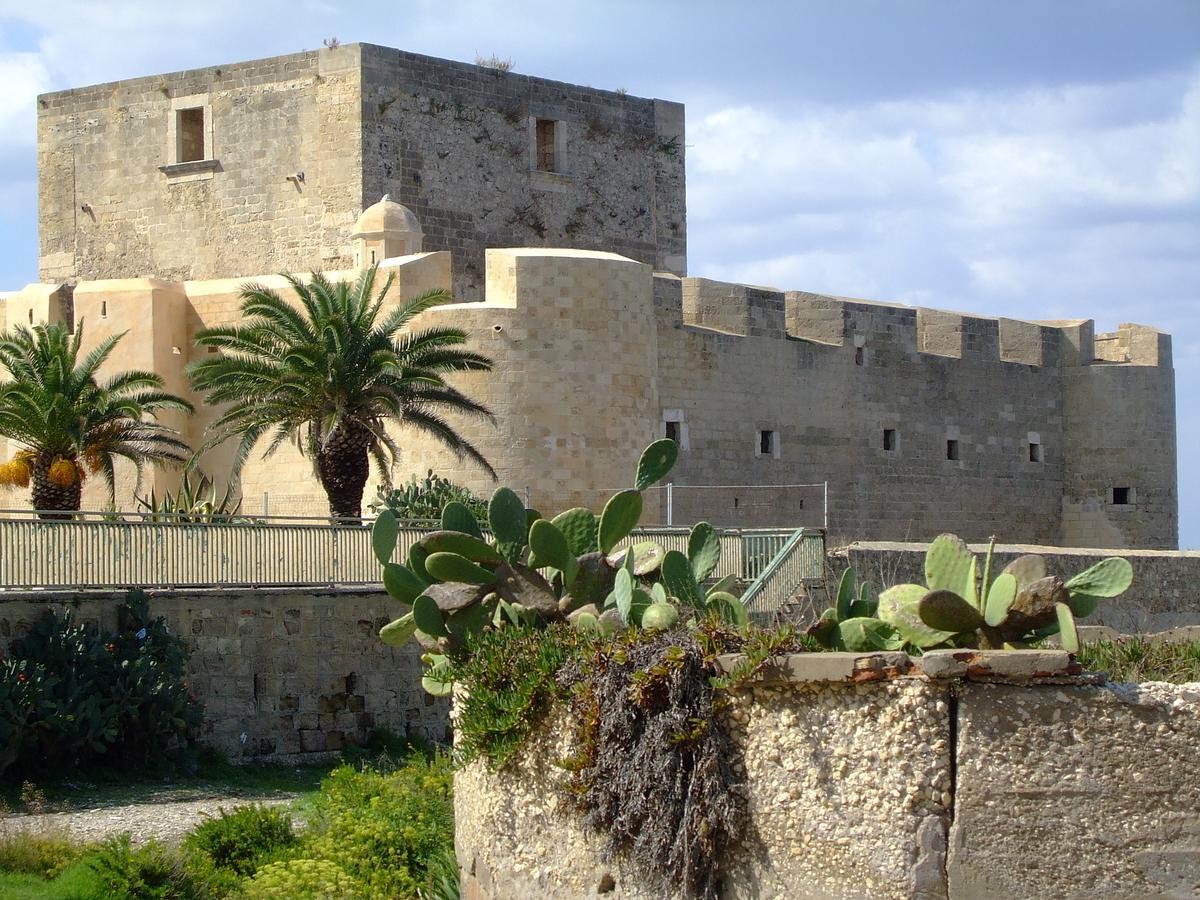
[715,649,1102,685]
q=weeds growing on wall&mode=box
[447,624,585,770]
[450,618,811,899]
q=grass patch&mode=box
[1078,638,1200,684]
[0,858,106,899]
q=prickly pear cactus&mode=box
[374,439,753,694]
[814,538,1132,653]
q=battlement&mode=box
[652,275,1167,371]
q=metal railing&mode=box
[0,510,798,591]
[740,528,827,622]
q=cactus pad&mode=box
[983,573,1018,627]
[1055,602,1079,652]
[383,563,426,604]
[605,541,665,576]
[836,567,855,621]
[1002,554,1047,591]
[552,507,600,556]
[412,594,450,638]
[488,487,527,546]
[379,612,418,647]
[925,534,977,606]
[598,490,643,554]
[420,531,503,564]
[424,553,495,586]
[529,519,580,585]
[441,501,483,539]
[879,583,956,649]
[372,510,399,565]
[687,522,721,582]
[1064,557,1133,598]
[918,589,984,633]
[635,438,679,491]
[661,549,704,608]
[706,591,748,627]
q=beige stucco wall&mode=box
[0,247,1177,547]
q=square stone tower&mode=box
[36,43,687,300]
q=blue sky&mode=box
[0,0,1197,543]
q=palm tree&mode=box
[188,268,495,520]
[0,323,194,518]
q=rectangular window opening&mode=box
[759,430,775,456]
[855,346,865,366]
[1112,486,1131,506]
[1029,441,1042,463]
[535,118,557,172]
[665,420,680,444]
[946,439,960,461]
[177,107,206,163]
[883,428,897,452]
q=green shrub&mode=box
[1,591,202,777]
[299,754,455,898]
[182,804,295,877]
[368,470,488,522]
[242,857,364,899]
[86,835,196,899]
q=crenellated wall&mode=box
[0,248,1177,548]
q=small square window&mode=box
[535,118,557,172]
[1028,442,1042,463]
[946,439,960,461]
[883,429,897,452]
[1112,487,1131,506]
[177,107,206,163]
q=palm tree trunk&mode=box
[31,457,82,520]
[317,422,372,520]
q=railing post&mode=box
[823,482,828,532]
[666,482,673,527]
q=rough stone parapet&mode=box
[457,665,1200,899]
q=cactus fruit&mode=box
[642,602,680,630]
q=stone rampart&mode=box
[0,587,448,762]
[455,650,1200,899]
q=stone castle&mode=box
[0,43,1178,549]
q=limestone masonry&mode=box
[1,44,1178,548]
